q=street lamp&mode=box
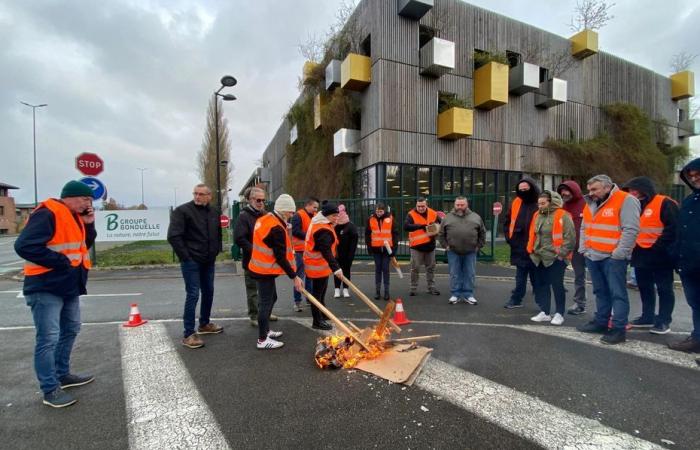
[213,76,237,218]
[136,168,148,206]
[20,101,47,207]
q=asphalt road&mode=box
[0,236,22,275]
[1,265,698,449]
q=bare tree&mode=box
[569,0,615,32]
[670,52,697,73]
[521,41,576,77]
[198,96,232,211]
[298,32,325,63]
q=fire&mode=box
[314,327,391,369]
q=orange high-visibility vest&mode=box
[408,208,438,248]
[582,190,629,253]
[636,195,674,248]
[304,222,338,279]
[527,209,572,259]
[24,199,92,276]
[291,208,313,252]
[249,213,296,276]
[369,215,393,249]
[508,197,523,239]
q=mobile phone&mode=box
[81,208,92,216]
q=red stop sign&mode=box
[76,152,104,176]
[220,215,230,228]
[492,201,503,216]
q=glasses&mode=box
[252,198,265,203]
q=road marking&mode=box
[119,323,230,450]
[82,293,143,297]
[1,260,23,266]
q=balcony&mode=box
[333,129,361,156]
[437,107,473,140]
[535,78,568,108]
[570,29,598,59]
[473,61,509,110]
[509,62,540,96]
[341,53,371,91]
[397,0,433,20]
[325,59,341,91]
[671,71,695,101]
[420,37,455,78]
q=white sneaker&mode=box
[465,296,478,305]
[342,288,350,298]
[333,288,341,298]
[551,313,565,326]
[530,312,552,322]
[257,337,284,349]
[267,330,283,338]
[448,296,458,304]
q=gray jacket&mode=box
[579,184,640,261]
[438,209,486,255]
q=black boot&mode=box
[374,285,381,300]
[384,288,390,301]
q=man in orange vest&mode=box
[503,177,540,309]
[249,194,304,349]
[290,197,319,312]
[14,181,96,408]
[577,174,640,345]
[404,197,441,296]
[622,177,678,334]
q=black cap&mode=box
[321,202,339,216]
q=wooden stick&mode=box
[387,335,441,344]
[375,300,395,337]
[340,274,402,333]
[347,321,362,333]
[301,288,370,351]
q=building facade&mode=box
[0,183,20,235]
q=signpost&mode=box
[76,152,104,176]
[80,177,107,200]
[220,215,230,228]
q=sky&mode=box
[1,0,698,208]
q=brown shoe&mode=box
[182,334,204,349]
[269,314,279,322]
[668,336,700,353]
[197,322,223,334]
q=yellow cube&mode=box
[570,29,598,59]
[313,94,326,130]
[437,107,473,140]
[303,61,319,84]
[671,71,695,101]
[341,53,371,91]
[473,62,509,110]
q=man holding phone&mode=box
[15,180,97,408]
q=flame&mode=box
[314,327,391,369]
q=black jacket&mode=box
[167,201,221,264]
[622,177,678,269]
[502,177,540,266]
[404,209,441,252]
[233,204,264,270]
[676,157,700,274]
[250,213,297,280]
[365,213,399,255]
[15,203,97,297]
[291,209,314,242]
[311,227,341,273]
[335,221,358,263]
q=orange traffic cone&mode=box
[122,303,148,328]
[393,298,411,325]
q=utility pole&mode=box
[136,168,148,206]
[20,102,47,207]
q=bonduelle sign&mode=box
[94,209,170,242]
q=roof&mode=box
[0,182,19,189]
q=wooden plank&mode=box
[301,288,370,351]
[341,274,402,333]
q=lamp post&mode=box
[213,76,237,252]
[20,102,47,207]
[136,168,148,206]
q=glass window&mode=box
[386,165,401,198]
[402,165,417,198]
[442,168,453,195]
[463,169,472,194]
[508,172,521,194]
[431,167,442,196]
[367,165,377,199]
[473,170,484,194]
[453,168,462,195]
[418,167,430,196]
[486,171,496,194]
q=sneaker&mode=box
[650,324,671,335]
[269,314,279,322]
[267,330,283,339]
[334,288,341,298]
[530,312,552,322]
[342,288,350,298]
[668,336,700,353]
[504,302,523,309]
[577,321,608,334]
[197,322,223,334]
[448,296,459,304]
[601,329,626,345]
[182,334,205,349]
[249,319,258,327]
[428,288,441,296]
[257,337,284,349]
[465,296,478,305]
[630,317,654,328]
[626,282,638,290]
[312,321,333,331]
[551,313,565,326]
[293,303,303,312]
[43,388,76,408]
[59,373,95,389]
[567,305,586,315]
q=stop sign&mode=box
[76,152,104,176]
[492,201,503,216]
[220,215,230,228]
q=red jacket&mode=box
[557,180,585,245]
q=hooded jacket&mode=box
[502,177,541,266]
[438,207,486,255]
[557,180,585,246]
[233,204,265,270]
[622,176,678,269]
[529,191,576,267]
[676,157,700,274]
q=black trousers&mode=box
[256,277,278,340]
[635,266,675,326]
[534,260,567,316]
[310,276,329,325]
[333,257,353,289]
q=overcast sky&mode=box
[1,0,698,207]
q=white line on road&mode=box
[82,293,143,297]
[1,260,23,266]
[119,323,230,450]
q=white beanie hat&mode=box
[274,194,296,213]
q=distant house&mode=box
[0,182,19,234]
[15,203,35,228]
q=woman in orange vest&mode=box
[364,203,398,300]
[249,194,304,350]
[304,202,342,330]
[527,191,576,326]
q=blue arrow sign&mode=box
[80,177,107,201]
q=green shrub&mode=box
[473,50,509,70]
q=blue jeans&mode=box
[635,266,675,326]
[586,257,630,330]
[26,292,81,394]
[680,272,700,340]
[181,260,216,338]
[293,252,312,304]
[447,250,476,298]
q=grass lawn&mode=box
[94,240,232,267]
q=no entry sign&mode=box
[76,152,104,176]
[492,202,503,216]
[220,215,230,228]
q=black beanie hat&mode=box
[321,202,339,216]
[60,180,94,198]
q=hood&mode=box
[680,157,700,192]
[311,212,331,226]
[621,176,657,201]
[539,190,563,214]
[557,180,583,201]
[515,176,541,204]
